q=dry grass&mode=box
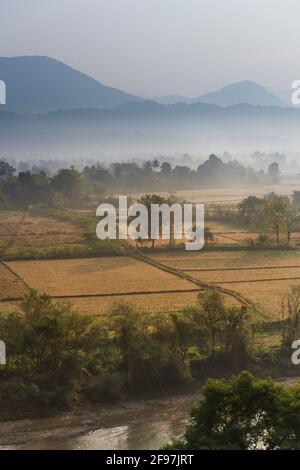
[189,267,300,283]
[149,249,300,317]
[0,211,86,255]
[131,183,300,205]
[7,256,195,297]
[217,279,300,317]
[0,263,27,299]
[68,291,200,315]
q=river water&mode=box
[0,376,298,450]
[0,392,199,450]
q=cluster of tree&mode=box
[0,290,253,419]
[166,371,300,450]
[238,192,300,247]
[83,154,269,192]
[0,155,273,209]
[0,161,93,209]
[165,285,300,450]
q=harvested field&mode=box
[217,279,300,317]
[189,267,300,283]
[149,249,300,316]
[0,263,28,299]
[0,291,201,316]
[7,256,196,297]
[131,184,300,205]
[151,250,300,270]
[0,211,86,256]
[213,232,259,245]
[68,291,201,315]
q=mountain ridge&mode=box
[154,81,286,108]
[0,55,142,113]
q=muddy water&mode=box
[0,376,298,450]
[0,392,200,450]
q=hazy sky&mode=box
[1,0,300,98]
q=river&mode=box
[0,376,298,450]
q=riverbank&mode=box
[0,375,298,450]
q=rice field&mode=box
[2,203,300,318]
[149,249,300,317]
[0,210,86,256]
[0,263,28,299]
[68,291,200,315]
[131,183,300,205]
[6,256,196,298]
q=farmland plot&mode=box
[69,291,200,315]
[150,249,300,316]
[0,263,28,299]
[0,211,86,256]
[7,256,197,298]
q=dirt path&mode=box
[123,245,267,319]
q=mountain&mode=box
[1,101,300,159]
[151,95,189,105]
[0,56,142,113]
[190,81,286,107]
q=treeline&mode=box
[83,154,272,191]
[0,287,298,420]
[0,155,274,209]
[165,371,300,450]
[207,191,300,248]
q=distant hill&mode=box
[0,56,142,113]
[152,95,189,105]
[1,100,300,158]
[191,81,286,107]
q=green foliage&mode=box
[238,193,300,247]
[0,155,269,211]
[0,290,255,420]
[166,372,300,450]
[280,286,300,351]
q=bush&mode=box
[165,372,300,450]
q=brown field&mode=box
[149,249,300,317]
[68,291,200,315]
[189,267,300,284]
[0,211,86,255]
[0,291,201,316]
[7,256,196,298]
[0,263,28,299]
[217,279,300,317]
[131,183,300,205]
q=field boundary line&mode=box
[0,288,203,303]
[0,210,28,256]
[184,265,300,272]
[122,245,267,317]
[215,276,300,285]
[0,260,31,292]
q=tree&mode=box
[280,286,300,351]
[197,291,225,358]
[0,161,15,183]
[261,194,288,246]
[160,162,172,177]
[238,195,264,225]
[152,159,160,172]
[292,191,300,206]
[138,194,166,248]
[268,162,280,184]
[284,206,299,248]
[51,167,83,205]
[165,372,300,450]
